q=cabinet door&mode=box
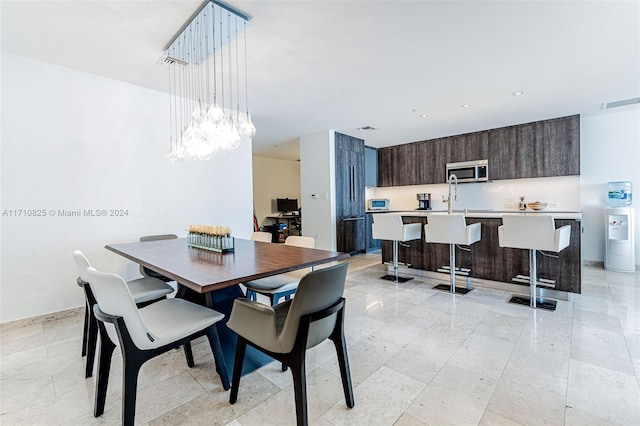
[335,133,365,253]
[337,217,365,253]
[377,147,393,187]
[489,115,580,180]
[488,126,520,181]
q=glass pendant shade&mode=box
[238,111,256,138]
[165,1,255,162]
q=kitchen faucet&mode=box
[443,173,458,214]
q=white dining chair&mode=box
[73,250,174,378]
[85,266,229,426]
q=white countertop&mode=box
[367,210,582,220]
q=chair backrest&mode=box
[139,234,178,279]
[250,231,273,243]
[284,235,315,248]
[371,214,404,241]
[499,215,558,251]
[277,262,348,353]
[72,249,92,282]
[425,214,468,244]
[85,266,156,350]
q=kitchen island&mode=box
[378,210,582,294]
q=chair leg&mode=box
[330,332,354,408]
[290,356,308,426]
[85,306,99,378]
[81,302,89,357]
[229,337,247,404]
[330,309,355,408]
[206,325,230,391]
[121,357,143,426]
[93,330,116,417]
[183,342,195,368]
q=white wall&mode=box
[299,130,336,251]
[252,155,301,227]
[0,52,254,322]
[580,108,640,265]
[370,176,580,212]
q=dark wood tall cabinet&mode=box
[335,132,366,254]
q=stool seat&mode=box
[498,216,570,252]
[498,215,571,310]
[424,214,481,294]
[424,214,481,245]
[372,214,421,282]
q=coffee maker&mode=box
[417,193,431,210]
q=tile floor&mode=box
[1,253,639,425]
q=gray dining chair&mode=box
[244,235,315,305]
[73,250,174,378]
[227,262,354,426]
[85,266,230,426]
[139,234,178,282]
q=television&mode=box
[276,198,298,213]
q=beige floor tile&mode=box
[406,363,497,425]
[323,366,425,426]
[566,359,640,425]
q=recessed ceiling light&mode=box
[512,91,525,96]
[461,104,471,108]
[419,114,428,118]
[410,109,418,112]
[358,126,377,132]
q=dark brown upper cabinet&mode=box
[378,115,579,187]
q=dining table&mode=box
[105,237,350,389]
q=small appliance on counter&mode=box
[417,193,431,210]
[368,198,390,211]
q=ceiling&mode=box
[2,1,639,161]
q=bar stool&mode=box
[424,214,481,294]
[372,213,422,282]
[498,215,571,310]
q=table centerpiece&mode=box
[187,224,234,253]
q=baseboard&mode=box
[0,306,83,329]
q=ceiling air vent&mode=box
[602,97,640,110]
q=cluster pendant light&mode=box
[165,1,255,163]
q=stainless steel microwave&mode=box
[368,199,390,210]
[446,159,489,183]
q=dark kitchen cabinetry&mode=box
[488,115,579,180]
[378,115,579,186]
[335,132,365,254]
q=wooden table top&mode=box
[106,237,350,294]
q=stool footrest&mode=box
[437,266,471,276]
[509,295,557,311]
[512,275,556,288]
[384,261,412,268]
